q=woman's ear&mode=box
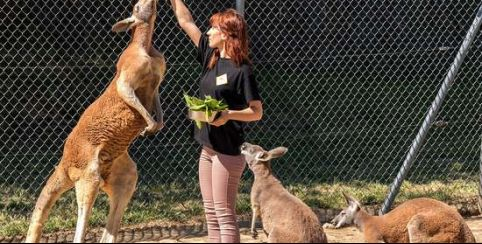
[221,32,228,41]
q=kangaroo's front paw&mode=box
[155,120,164,131]
[251,229,258,239]
[140,122,157,137]
[323,223,337,229]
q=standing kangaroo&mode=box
[25,0,166,242]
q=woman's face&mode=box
[207,25,226,49]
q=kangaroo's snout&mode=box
[240,143,248,151]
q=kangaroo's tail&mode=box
[25,166,73,243]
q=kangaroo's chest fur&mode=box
[252,178,322,240]
[115,46,165,110]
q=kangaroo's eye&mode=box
[136,5,140,12]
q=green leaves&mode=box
[184,94,228,129]
[195,120,202,129]
[184,94,228,111]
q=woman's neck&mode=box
[219,43,231,59]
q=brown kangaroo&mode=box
[25,0,166,242]
[325,193,475,243]
[240,142,328,243]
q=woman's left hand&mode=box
[209,110,230,127]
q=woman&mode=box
[169,0,263,242]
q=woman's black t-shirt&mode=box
[194,34,261,155]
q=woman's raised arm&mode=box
[169,0,202,47]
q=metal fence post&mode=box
[380,3,482,215]
[236,0,245,17]
[478,136,482,213]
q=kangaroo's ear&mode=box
[255,147,287,162]
[255,151,270,161]
[342,192,361,209]
[112,16,140,32]
[267,147,288,160]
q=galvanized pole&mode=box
[380,3,482,215]
[236,0,245,17]
[478,137,482,213]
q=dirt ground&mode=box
[140,216,482,243]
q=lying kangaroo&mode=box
[324,193,475,243]
[25,0,166,242]
[240,142,328,243]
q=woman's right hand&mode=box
[168,0,201,47]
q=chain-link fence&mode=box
[1,0,481,236]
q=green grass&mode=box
[0,179,478,237]
[287,179,478,209]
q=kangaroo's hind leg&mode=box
[408,211,475,243]
[25,167,74,243]
[73,154,102,243]
[267,227,297,243]
[407,213,434,243]
[100,152,138,243]
[407,211,464,243]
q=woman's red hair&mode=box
[208,9,251,69]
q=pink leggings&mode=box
[198,146,246,243]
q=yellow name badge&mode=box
[216,74,228,86]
